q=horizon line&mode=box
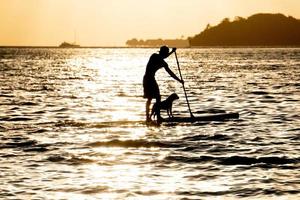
[1,45,300,49]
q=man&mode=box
[143,46,183,122]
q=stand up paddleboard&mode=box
[169,52,239,124]
[162,112,239,123]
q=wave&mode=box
[1,117,34,122]
[0,125,8,131]
[220,156,298,165]
[165,155,299,166]
[182,134,231,141]
[287,128,300,132]
[0,94,14,98]
[52,185,109,194]
[19,102,39,106]
[0,101,39,106]
[176,188,299,197]
[3,140,37,147]
[250,91,269,95]
[86,139,181,148]
[46,155,95,165]
[0,139,50,152]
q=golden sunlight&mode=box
[1,0,300,46]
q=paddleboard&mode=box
[162,112,239,123]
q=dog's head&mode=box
[169,93,179,101]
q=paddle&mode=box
[174,50,194,118]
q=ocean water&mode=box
[0,47,299,200]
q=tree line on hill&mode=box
[126,13,300,47]
[189,13,300,46]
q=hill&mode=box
[188,13,300,46]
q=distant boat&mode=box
[59,42,80,48]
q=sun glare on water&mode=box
[63,50,145,124]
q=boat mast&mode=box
[73,29,77,45]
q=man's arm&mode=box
[164,65,183,84]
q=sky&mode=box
[0,0,300,46]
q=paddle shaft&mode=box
[174,51,194,118]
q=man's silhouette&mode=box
[143,46,183,122]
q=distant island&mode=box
[189,13,300,46]
[126,38,189,47]
[59,42,80,48]
[126,13,300,47]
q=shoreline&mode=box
[1,45,300,49]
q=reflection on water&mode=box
[0,48,299,199]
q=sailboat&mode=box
[59,41,80,48]
[59,30,80,48]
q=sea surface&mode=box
[0,47,299,200]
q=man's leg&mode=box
[146,98,152,122]
[155,95,162,122]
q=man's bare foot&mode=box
[146,117,152,123]
[157,116,163,124]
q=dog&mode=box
[151,93,179,119]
